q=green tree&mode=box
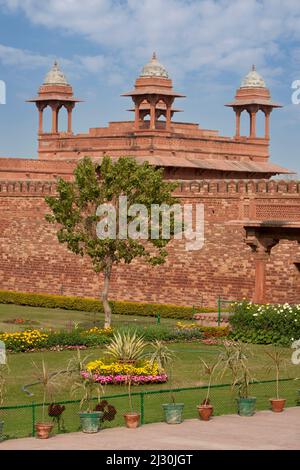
[45,156,178,327]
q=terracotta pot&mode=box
[123,412,140,428]
[35,422,54,439]
[197,404,213,421]
[270,398,286,412]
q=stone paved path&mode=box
[1,407,300,450]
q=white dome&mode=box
[140,52,169,78]
[241,65,266,88]
[44,61,68,86]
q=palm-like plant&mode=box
[71,370,104,413]
[220,341,254,399]
[31,359,64,423]
[200,357,220,405]
[105,330,147,363]
[148,341,176,403]
[147,340,175,373]
[68,349,104,413]
[265,347,287,400]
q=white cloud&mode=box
[1,0,300,83]
[0,0,300,81]
[0,43,119,84]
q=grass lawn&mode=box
[1,342,300,439]
[0,303,180,332]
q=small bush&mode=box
[229,301,300,345]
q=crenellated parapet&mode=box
[176,179,300,195]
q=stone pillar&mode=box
[67,108,72,133]
[134,102,140,130]
[253,249,268,303]
[264,110,270,139]
[166,104,172,131]
[66,103,75,133]
[51,103,59,133]
[250,110,256,138]
[235,109,241,137]
[245,230,279,304]
[38,107,44,134]
[150,101,156,130]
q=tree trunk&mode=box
[102,262,112,328]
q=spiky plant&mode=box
[105,330,147,363]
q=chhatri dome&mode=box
[43,61,68,86]
[140,52,169,78]
[241,65,266,88]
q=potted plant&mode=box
[69,351,104,433]
[123,374,140,428]
[197,357,220,421]
[265,347,286,412]
[32,359,63,439]
[220,341,256,417]
[149,341,184,424]
[71,370,104,433]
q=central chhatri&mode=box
[140,52,169,78]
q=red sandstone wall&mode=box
[0,179,299,307]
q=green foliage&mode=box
[31,359,65,421]
[45,156,178,270]
[229,301,300,345]
[219,341,255,399]
[0,289,215,320]
[147,340,176,373]
[105,330,147,362]
[69,351,104,412]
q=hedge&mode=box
[0,290,217,320]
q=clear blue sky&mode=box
[0,0,300,176]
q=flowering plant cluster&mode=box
[86,359,160,376]
[82,326,113,336]
[84,359,168,385]
[81,370,168,385]
[0,326,114,352]
[0,330,48,352]
[230,301,300,345]
[176,322,229,338]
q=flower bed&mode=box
[81,371,168,385]
[0,330,48,351]
[84,359,168,385]
[176,322,230,338]
[0,327,113,352]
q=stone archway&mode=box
[244,222,300,303]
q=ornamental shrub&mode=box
[229,301,300,346]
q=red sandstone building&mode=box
[0,54,299,306]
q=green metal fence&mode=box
[1,378,299,440]
[217,297,237,326]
